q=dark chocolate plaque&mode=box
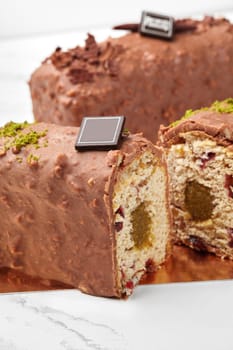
[75,116,125,151]
[140,11,174,39]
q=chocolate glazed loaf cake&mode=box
[159,99,233,259]
[29,17,233,141]
[0,121,170,297]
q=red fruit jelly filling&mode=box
[199,152,215,169]
[225,174,233,198]
[115,222,123,232]
[125,280,134,290]
[115,206,125,218]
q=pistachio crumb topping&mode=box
[0,121,48,154]
[0,121,29,137]
[9,130,47,151]
[211,98,233,113]
[170,98,233,128]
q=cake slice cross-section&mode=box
[0,121,170,297]
[159,98,233,259]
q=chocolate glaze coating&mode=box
[29,17,233,141]
[159,109,233,147]
[0,123,161,297]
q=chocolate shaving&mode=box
[82,33,101,63]
[67,68,94,84]
[113,23,139,32]
[174,19,198,33]
[50,51,73,69]
[202,16,217,25]
[46,33,124,84]
[104,59,119,77]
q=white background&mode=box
[1,0,233,39]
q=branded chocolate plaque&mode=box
[140,11,174,39]
[75,116,125,151]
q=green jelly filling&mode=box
[185,180,214,221]
[131,202,152,249]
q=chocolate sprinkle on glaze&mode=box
[45,33,124,84]
[67,68,94,84]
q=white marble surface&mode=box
[1,9,233,350]
[1,281,233,350]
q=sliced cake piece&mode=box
[0,121,170,297]
[159,98,233,259]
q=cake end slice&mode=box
[159,99,233,259]
[111,140,171,296]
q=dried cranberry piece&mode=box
[199,152,215,169]
[225,174,233,198]
[227,228,233,248]
[115,222,123,232]
[115,206,125,218]
[125,281,134,289]
[145,258,156,273]
[188,235,207,252]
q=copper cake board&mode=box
[1,245,233,293]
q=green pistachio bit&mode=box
[11,130,47,151]
[131,202,152,249]
[16,156,23,163]
[6,129,47,152]
[27,154,39,164]
[185,180,214,221]
[0,121,29,137]
[210,98,233,114]
[170,98,233,128]
[170,109,195,127]
[122,128,130,136]
[0,121,48,154]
